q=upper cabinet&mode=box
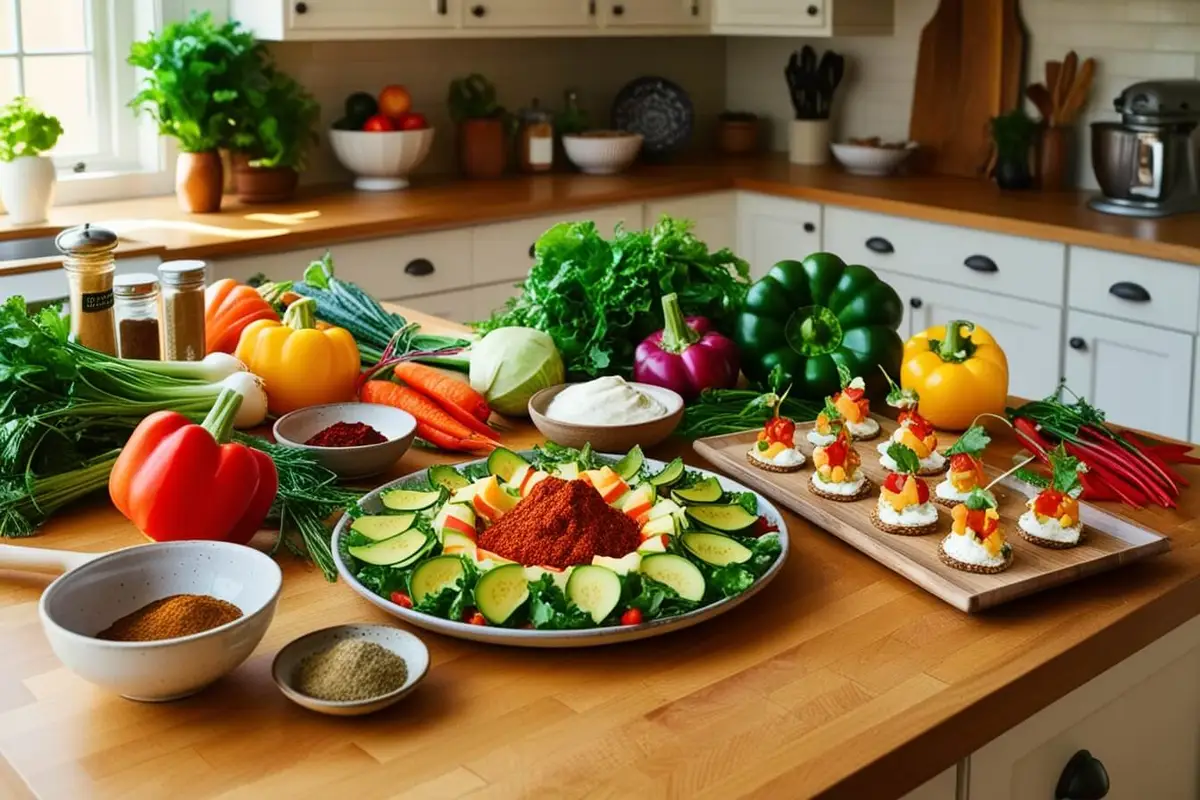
[463,0,594,29]
[712,0,893,36]
[230,0,461,39]
[602,0,709,29]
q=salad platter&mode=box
[333,445,789,647]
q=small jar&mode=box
[519,98,554,173]
[158,260,207,362]
[55,223,118,355]
[113,273,161,360]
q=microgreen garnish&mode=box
[964,487,997,511]
[944,425,991,458]
[886,442,922,475]
[878,365,919,409]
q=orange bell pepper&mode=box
[204,278,280,354]
[109,389,277,545]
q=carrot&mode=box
[417,422,495,454]
[392,362,491,423]
[360,380,495,452]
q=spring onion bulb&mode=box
[219,371,269,429]
[134,352,249,382]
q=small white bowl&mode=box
[527,382,684,451]
[830,141,918,176]
[38,541,281,702]
[329,128,435,191]
[563,132,644,175]
[273,402,417,480]
[272,624,430,716]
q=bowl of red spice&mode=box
[273,402,418,480]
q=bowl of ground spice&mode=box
[273,402,418,480]
[38,540,281,701]
[272,624,429,716]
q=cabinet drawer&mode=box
[646,192,736,253]
[288,0,459,31]
[824,207,1066,304]
[736,192,822,278]
[462,0,593,28]
[471,203,643,284]
[1068,247,1200,333]
[399,287,477,324]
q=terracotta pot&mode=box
[234,162,300,204]
[717,119,760,156]
[176,151,223,213]
[457,118,507,179]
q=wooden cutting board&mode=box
[908,0,1027,177]
[693,419,1168,612]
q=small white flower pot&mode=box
[789,119,832,166]
[0,155,56,224]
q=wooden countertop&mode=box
[2,310,1199,799]
[6,158,1200,272]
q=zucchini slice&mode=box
[647,457,685,488]
[410,555,468,605]
[639,553,705,602]
[671,476,723,504]
[474,563,530,625]
[681,532,753,567]
[349,513,415,542]
[486,447,531,483]
[613,445,645,482]
[685,503,758,533]
[429,464,470,492]
[348,529,432,567]
[566,565,622,624]
[380,488,445,512]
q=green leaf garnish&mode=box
[944,425,991,458]
[964,487,998,511]
[1048,443,1085,495]
[878,365,919,409]
[822,396,842,422]
[836,362,852,390]
[886,442,922,475]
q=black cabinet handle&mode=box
[1069,336,1087,351]
[1108,281,1151,302]
[588,0,596,14]
[405,258,435,277]
[613,4,625,15]
[909,297,923,309]
[691,0,700,15]
[803,222,816,233]
[807,4,819,15]
[866,236,894,254]
[964,254,999,273]
[528,243,536,259]
[1055,750,1109,799]
[295,1,308,12]
[471,4,486,17]
[437,0,447,13]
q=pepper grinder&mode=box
[55,223,119,355]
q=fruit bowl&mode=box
[329,128,435,191]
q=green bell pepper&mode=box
[734,253,904,400]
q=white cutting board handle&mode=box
[0,544,102,575]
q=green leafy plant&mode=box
[230,66,320,170]
[989,109,1038,162]
[127,12,263,153]
[448,73,505,122]
[0,96,63,161]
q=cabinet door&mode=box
[646,192,736,253]
[401,288,477,324]
[472,280,521,321]
[905,280,1063,402]
[289,0,460,31]
[870,268,918,340]
[715,0,824,28]
[735,193,822,279]
[603,0,707,27]
[899,766,959,800]
[463,0,594,28]
[1063,310,1194,441]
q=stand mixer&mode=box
[1090,79,1200,217]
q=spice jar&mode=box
[113,273,161,360]
[55,223,118,355]
[518,98,554,173]
[158,260,207,362]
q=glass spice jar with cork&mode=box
[113,273,161,360]
[518,98,554,173]
[158,260,207,361]
[54,223,119,355]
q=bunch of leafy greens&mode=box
[477,216,751,380]
[678,365,821,438]
[0,96,63,161]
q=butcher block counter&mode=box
[2,309,1200,800]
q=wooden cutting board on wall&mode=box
[908,0,1027,177]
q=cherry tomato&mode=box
[964,508,997,537]
[390,591,413,609]
[823,433,849,467]
[467,611,488,626]
[753,516,779,537]
[948,453,977,475]
[397,112,428,131]
[621,608,643,626]
[1034,489,1066,517]
[765,416,796,447]
[362,114,397,132]
[905,411,935,441]
[913,477,930,504]
[882,472,907,494]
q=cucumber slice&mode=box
[350,513,415,542]
[671,476,722,504]
[410,555,468,605]
[613,445,645,482]
[348,529,432,567]
[566,565,622,623]
[647,457,685,488]
[639,553,705,602]
[685,503,758,533]
[554,461,581,481]
[681,532,753,567]
[487,447,531,483]
[474,563,530,625]
[429,464,469,492]
[380,488,445,512]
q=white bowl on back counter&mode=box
[563,131,644,175]
[830,140,918,176]
[329,128,435,191]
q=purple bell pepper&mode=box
[633,293,740,401]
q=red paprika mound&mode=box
[306,421,387,447]
[478,477,641,568]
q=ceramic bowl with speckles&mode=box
[37,540,281,702]
[273,402,418,480]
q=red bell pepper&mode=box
[109,388,277,545]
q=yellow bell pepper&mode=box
[900,320,1008,431]
[235,298,359,416]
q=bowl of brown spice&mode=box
[35,540,282,702]
[272,624,429,716]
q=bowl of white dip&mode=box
[528,377,684,451]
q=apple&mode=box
[378,84,412,119]
[362,114,396,132]
[397,112,428,131]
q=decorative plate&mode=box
[611,76,694,156]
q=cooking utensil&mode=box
[1026,83,1054,122]
[1059,57,1096,125]
[785,46,841,120]
[1045,60,1062,97]
[1054,50,1079,119]
[1,540,282,701]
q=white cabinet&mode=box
[1063,310,1194,441]
[403,287,477,323]
[602,0,707,28]
[1068,247,1200,334]
[736,192,822,279]
[230,0,460,39]
[463,0,594,29]
[712,0,892,35]
[646,192,736,254]
[899,767,959,800]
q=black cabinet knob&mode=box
[1069,336,1087,351]
[437,0,447,13]
[1108,281,1151,302]
[471,4,486,17]
[807,4,819,15]
[964,254,999,273]
[405,258,435,277]
[866,236,894,254]
[803,222,816,233]
[294,1,308,12]
[909,297,923,309]
[528,243,536,259]
[1056,750,1109,799]
[613,4,625,15]
[691,0,700,15]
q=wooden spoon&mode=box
[1054,51,1079,121]
[1045,61,1062,97]
[1059,57,1096,126]
[1026,83,1054,123]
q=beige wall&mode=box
[726,0,1200,189]
[269,36,727,183]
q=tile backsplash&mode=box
[726,0,1200,189]
[269,36,726,183]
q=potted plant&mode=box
[990,109,1038,190]
[0,96,63,224]
[448,74,508,179]
[229,65,320,203]
[128,12,262,213]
